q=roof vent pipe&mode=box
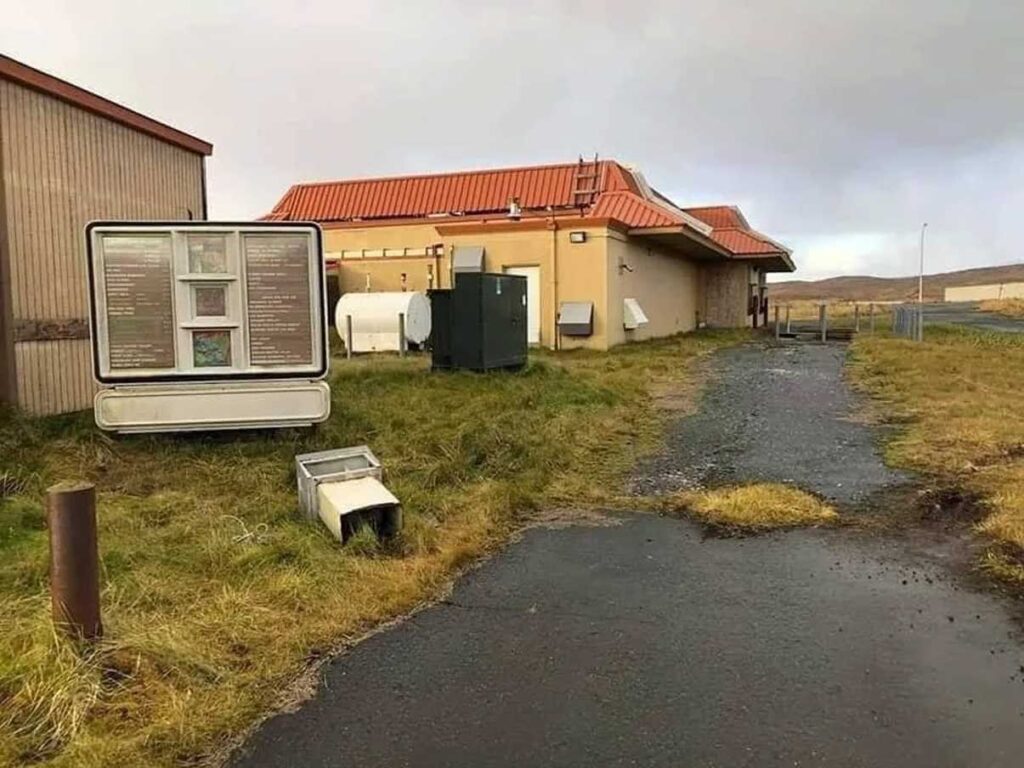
[508,197,522,220]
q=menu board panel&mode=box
[244,234,313,366]
[102,235,175,369]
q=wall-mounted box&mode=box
[452,245,485,274]
[623,298,649,330]
[86,221,330,432]
[557,301,594,336]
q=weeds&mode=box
[0,330,744,767]
[666,483,838,530]
[849,325,1024,584]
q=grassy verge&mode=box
[849,325,1024,583]
[666,483,837,530]
[979,298,1024,319]
[0,330,744,767]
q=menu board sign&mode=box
[87,222,327,384]
[102,235,176,369]
[244,235,313,366]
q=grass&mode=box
[666,483,838,530]
[979,298,1024,318]
[0,330,745,767]
[849,325,1024,583]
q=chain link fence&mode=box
[891,304,923,340]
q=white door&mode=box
[504,266,541,345]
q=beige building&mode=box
[944,282,1024,302]
[0,54,213,415]
[266,159,793,350]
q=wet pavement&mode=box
[632,343,907,505]
[921,301,1024,334]
[234,516,1024,768]
[232,341,1024,768]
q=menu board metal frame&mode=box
[87,221,328,384]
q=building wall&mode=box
[944,282,1024,302]
[700,261,751,328]
[325,222,612,349]
[0,79,205,414]
[605,234,700,346]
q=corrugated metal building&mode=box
[0,54,213,415]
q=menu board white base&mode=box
[94,381,331,433]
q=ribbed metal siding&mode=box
[0,79,205,415]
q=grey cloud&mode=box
[2,0,1021,280]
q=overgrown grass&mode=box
[0,330,745,767]
[666,483,837,530]
[849,325,1024,583]
[979,298,1024,319]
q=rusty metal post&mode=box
[819,303,827,342]
[345,314,353,360]
[47,482,102,640]
[774,305,780,339]
[398,312,407,357]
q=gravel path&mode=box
[632,342,907,505]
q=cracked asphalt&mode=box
[232,341,1024,768]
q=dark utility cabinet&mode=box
[429,273,528,371]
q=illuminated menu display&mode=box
[89,223,325,383]
[102,235,175,369]
[244,234,313,366]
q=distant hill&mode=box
[768,264,1024,302]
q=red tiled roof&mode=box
[683,205,748,230]
[588,191,686,228]
[265,160,793,270]
[0,54,212,156]
[267,160,639,223]
[709,228,782,255]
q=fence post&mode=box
[774,305,780,340]
[345,314,353,360]
[48,482,102,641]
[869,303,875,334]
[819,303,827,342]
[854,304,861,332]
[916,304,924,343]
[785,304,791,334]
[398,312,407,357]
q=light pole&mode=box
[917,222,928,341]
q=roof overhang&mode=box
[742,251,796,273]
[0,54,213,156]
[629,225,732,261]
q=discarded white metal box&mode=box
[295,446,402,543]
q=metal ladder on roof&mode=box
[572,154,601,211]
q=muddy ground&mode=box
[232,340,1024,768]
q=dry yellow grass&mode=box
[979,298,1024,318]
[849,326,1024,582]
[667,483,838,529]
[0,330,747,767]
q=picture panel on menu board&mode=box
[87,222,327,384]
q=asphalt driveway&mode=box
[921,301,1024,333]
[232,341,1024,768]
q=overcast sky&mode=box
[3,0,1022,280]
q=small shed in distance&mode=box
[0,54,213,415]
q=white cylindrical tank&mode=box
[334,292,431,352]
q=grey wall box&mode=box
[429,272,528,371]
[452,245,485,273]
[557,301,594,336]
